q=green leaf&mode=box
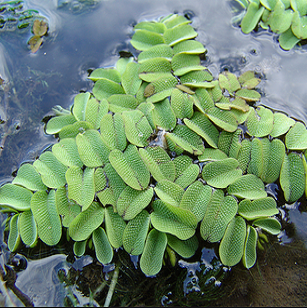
[237,139,252,173]
[180,181,212,221]
[154,179,184,207]
[19,210,37,247]
[76,130,110,167]
[109,145,150,191]
[66,166,95,210]
[69,202,104,241]
[219,216,246,267]
[140,229,167,277]
[138,44,173,63]
[117,186,153,220]
[163,24,197,46]
[139,146,175,182]
[58,120,95,139]
[227,174,267,199]
[219,71,241,93]
[151,200,198,240]
[122,210,150,255]
[253,217,281,235]
[8,214,20,252]
[290,0,307,15]
[108,94,139,113]
[55,186,81,228]
[88,68,121,82]
[93,227,113,265]
[242,225,257,269]
[173,39,206,55]
[73,240,87,257]
[162,14,191,28]
[134,21,166,33]
[166,234,198,258]
[279,28,301,50]
[45,115,77,135]
[92,79,125,101]
[31,190,62,246]
[270,112,295,137]
[131,29,165,51]
[198,148,229,162]
[100,113,127,151]
[246,106,273,137]
[165,125,205,156]
[235,89,261,101]
[280,152,305,203]
[200,190,238,242]
[104,206,126,249]
[33,152,68,188]
[202,158,242,188]
[206,107,238,132]
[170,88,194,119]
[184,112,219,148]
[12,163,46,191]
[138,58,172,82]
[172,54,204,76]
[268,0,293,34]
[52,138,83,168]
[241,2,265,33]
[238,197,279,220]
[291,11,307,39]
[285,122,307,150]
[116,57,134,76]
[122,110,153,147]
[72,92,91,121]
[121,62,142,95]
[152,98,177,131]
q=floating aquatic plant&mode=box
[231,0,307,50]
[1,13,307,278]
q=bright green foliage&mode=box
[232,0,307,49]
[2,13,299,276]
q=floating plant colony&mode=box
[233,0,307,50]
[1,13,307,277]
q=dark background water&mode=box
[0,0,307,306]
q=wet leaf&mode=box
[172,53,205,76]
[198,148,229,162]
[166,234,198,258]
[253,217,281,235]
[291,11,307,39]
[163,24,197,46]
[122,62,142,95]
[131,29,165,51]
[270,112,295,137]
[138,57,172,82]
[161,14,191,28]
[33,151,67,188]
[268,0,293,34]
[238,197,279,220]
[279,27,301,50]
[117,186,153,220]
[45,114,77,135]
[92,79,125,101]
[123,210,150,255]
[280,152,305,203]
[28,35,43,53]
[31,190,62,246]
[12,163,47,191]
[151,199,198,240]
[200,190,238,242]
[170,88,194,119]
[219,216,246,267]
[138,44,173,63]
[93,227,113,265]
[140,229,167,277]
[69,202,104,241]
[218,71,241,93]
[246,106,273,137]
[152,98,177,131]
[285,122,307,150]
[290,0,307,15]
[202,158,242,188]
[241,2,265,33]
[173,39,206,54]
[236,89,261,101]
[8,214,20,252]
[242,225,257,269]
[206,107,238,132]
[108,94,139,113]
[32,19,47,36]
[88,68,121,83]
[19,210,37,247]
[58,121,95,139]
[73,240,87,257]
[154,179,184,207]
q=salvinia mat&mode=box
[1,13,307,277]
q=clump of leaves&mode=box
[28,19,48,53]
[1,13,307,277]
[231,0,307,50]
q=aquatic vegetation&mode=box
[1,13,307,278]
[231,0,307,50]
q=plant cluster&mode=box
[1,13,307,277]
[232,0,307,50]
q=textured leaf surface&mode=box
[58,121,95,139]
[8,214,20,252]
[170,88,194,119]
[117,187,153,220]
[227,174,267,199]
[280,152,305,203]
[246,106,273,137]
[123,210,150,255]
[242,225,257,269]
[154,180,184,207]
[92,79,124,101]
[202,158,242,188]
[138,44,173,63]
[19,210,37,247]
[219,216,246,267]
[104,206,126,249]
[180,181,212,221]
[238,197,279,220]
[108,94,139,113]
[140,229,167,277]
[285,122,307,150]
[152,98,177,131]
[270,112,295,137]
[131,29,165,51]
[172,53,204,76]
[76,130,110,167]
[166,234,198,258]
[69,202,104,241]
[31,190,62,246]
[45,115,77,135]
[241,2,265,33]
[73,240,87,257]
[151,200,198,240]
[0,184,32,211]
[206,107,238,132]
[93,227,113,265]
[109,145,150,190]
[164,24,197,46]
[122,62,142,95]
[72,92,91,121]
[33,152,67,188]
[200,190,238,242]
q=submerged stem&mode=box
[103,265,119,307]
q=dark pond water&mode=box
[0,0,307,306]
